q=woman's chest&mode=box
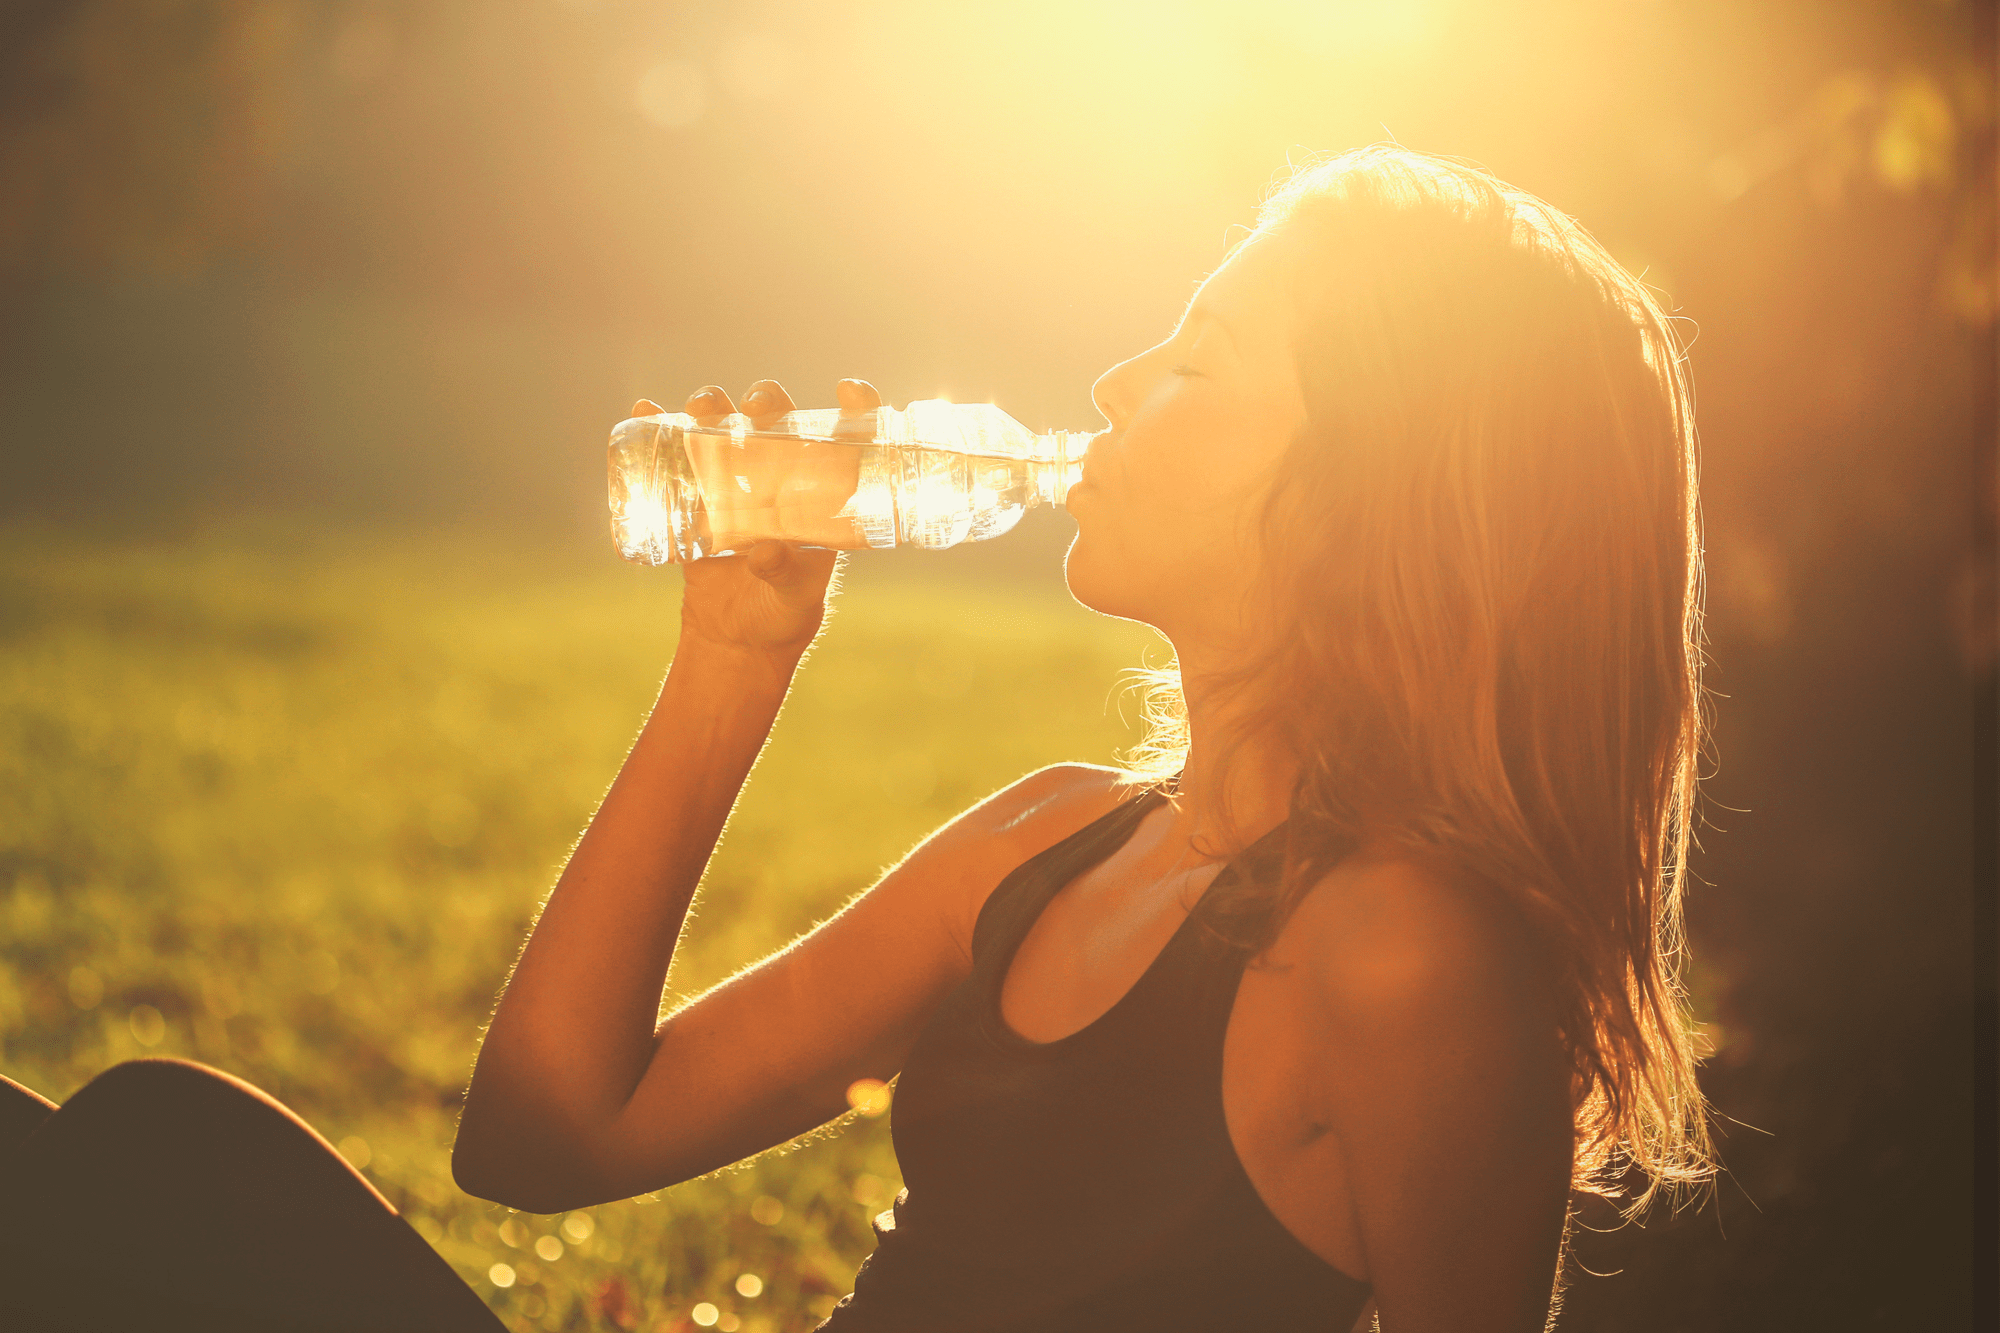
[985,875,1372,1284]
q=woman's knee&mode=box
[0,1074,57,1156]
[64,1058,291,1125]
[78,1056,253,1098]
[40,1058,339,1172]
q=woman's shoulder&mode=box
[938,762,1144,866]
[1266,847,1557,1043]
[896,763,1146,956]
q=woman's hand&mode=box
[638,377,883,664]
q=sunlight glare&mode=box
[717,34,792,100]
[618,490,675,560]
[636,60,706,129]
[845,1078,892,1117]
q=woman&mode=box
[0,145,1710,1332]
[455,145,1714,1330]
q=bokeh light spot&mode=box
[735,1273,763,1298]
[127,1003,165,1047]
[534,1234,563,1261]
[691,1301,719,1326]
[337,1135,372,1170]
[845,1077,891,1117]
[562,1211,595,1241]
[749,1194,784,1225]
[488,1262,516,1289]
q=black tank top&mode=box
[817,787,1373,1331]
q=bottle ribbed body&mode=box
[608,400,1092,565]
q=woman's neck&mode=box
[1159,642,1298,863]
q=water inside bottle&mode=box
[609,407,1087,565]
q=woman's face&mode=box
[1064,234,1309,649]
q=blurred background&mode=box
[0,1,1992,1329]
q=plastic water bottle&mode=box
[607,399,1094,565]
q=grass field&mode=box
[0,520,1160,1331]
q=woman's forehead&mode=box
[1187,235,1298,342]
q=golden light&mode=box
[715,34,792,100]
[735,1273,764,1298]
[488,1263,516,1289]
[635,60,706,130]
[303,950,340,996]
[67,966,102,1010]
[613,489,676,564]
[845,1078,892,1117]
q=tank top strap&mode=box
[969,785,1170,969]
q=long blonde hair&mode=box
[1129,146,1713,1211]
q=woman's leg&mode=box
[0,1058,505,1333]
[0,1072,57,1156]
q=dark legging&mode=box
[0,1059,504,1332]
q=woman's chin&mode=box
[1060,532,1108,614]
[1061,533,1145,624]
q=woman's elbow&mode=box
[450,1131,528,1210]
[451,1119,599,1214]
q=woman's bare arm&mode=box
[1294,859,1573,1332]
[453,378,1128,1212]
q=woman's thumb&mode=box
[745,540,804,592]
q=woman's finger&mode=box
[686,385,731,427]
[740,379,795,421]
[743,540,836,601]
[743,539,806,595]
[834,378,884,412]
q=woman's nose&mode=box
[1090,354,1144,429]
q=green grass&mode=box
[0,520,1160,1332]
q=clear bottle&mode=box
[608,399,1094,565]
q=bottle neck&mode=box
[1033,429,1093,508]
